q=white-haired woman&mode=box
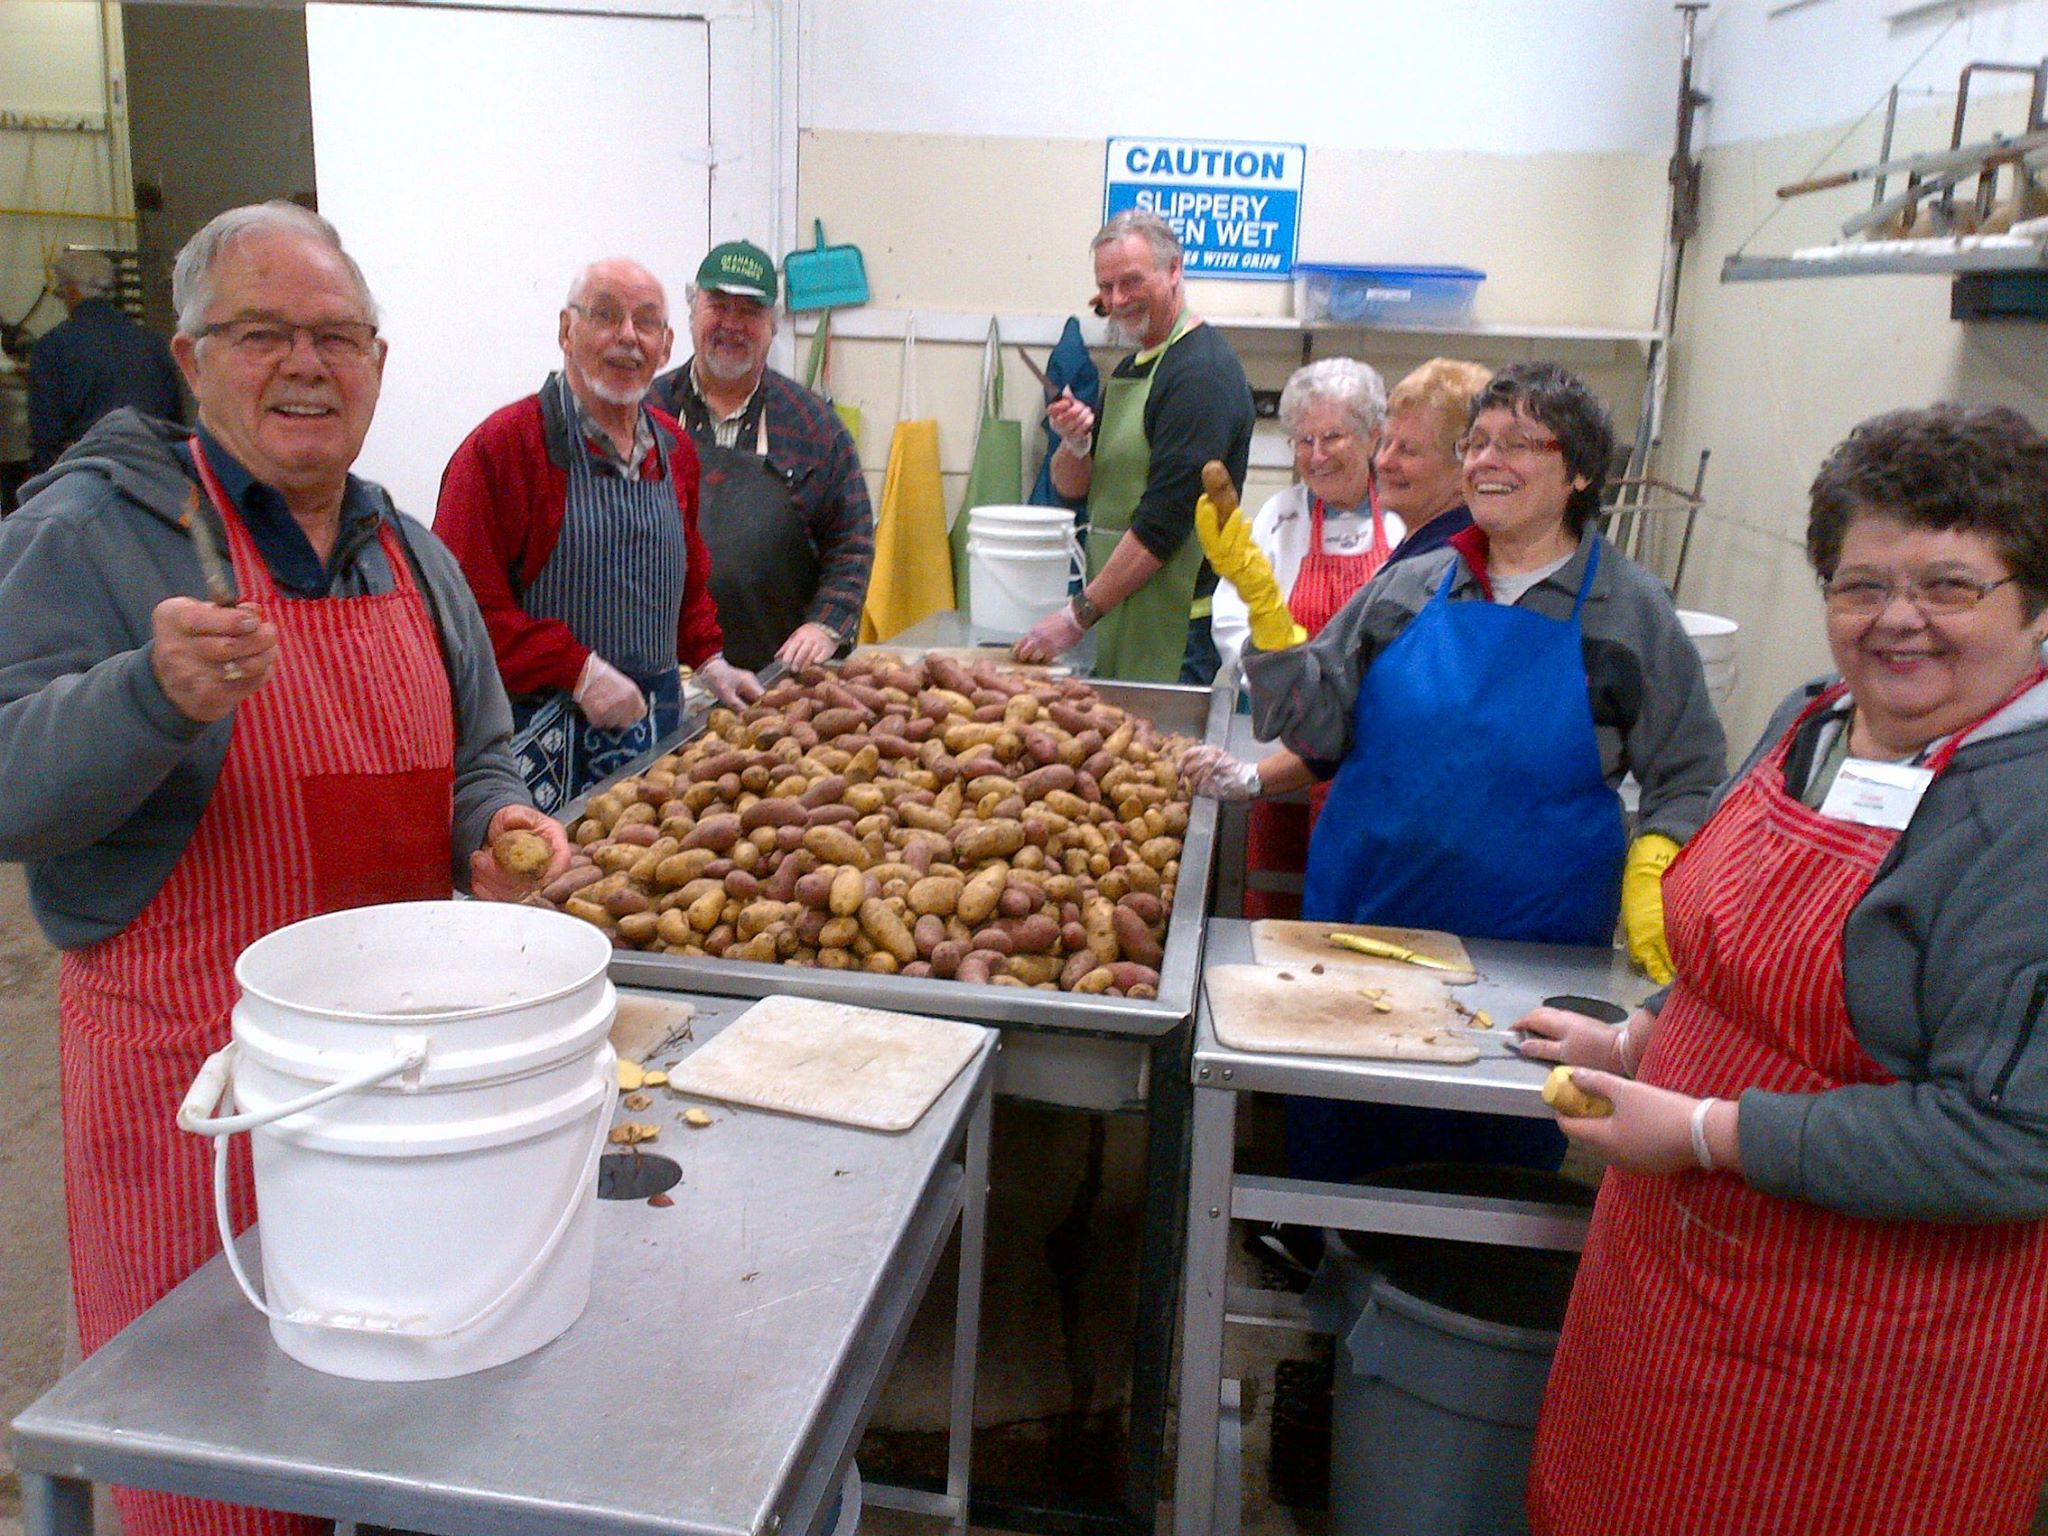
[1211,357,1400,675]
[1210,358,1399,916]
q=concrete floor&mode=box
[1,862,66,1536]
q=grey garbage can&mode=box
[1308,1166,1588,1536]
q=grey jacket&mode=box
[0,410,530,949]
[1241,532,1727,844]
[1702,677,2048,1223]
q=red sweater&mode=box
[434,390,724,695]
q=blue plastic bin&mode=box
[1292,263,1485,327]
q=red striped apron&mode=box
[1530,682,2048,1536]
[1243,494,1389,919]
[58,444,455,1536]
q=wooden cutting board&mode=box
[663,995,988,1133]
[1249,920,1478,986]
[1205,963,1478,1063]
[610,994,697,1065]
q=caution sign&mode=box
[1104,138,1303,281]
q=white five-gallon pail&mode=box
[1677,609,1740,709]
[178,901,617,1381]
[966,504,1080,640]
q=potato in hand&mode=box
[1542,1064,1613,1119]
[492,829,552,881]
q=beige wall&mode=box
[796,129,1667,520]
[1652,86,2048,753]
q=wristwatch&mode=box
[1071,590,1104,630]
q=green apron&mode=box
[1084,312,1205,681]
[950,319,1023,611]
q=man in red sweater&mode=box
[436,257,759,810]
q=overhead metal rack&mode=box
[1723,241,2048,280]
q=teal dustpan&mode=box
[784,219,869,312]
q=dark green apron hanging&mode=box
[950,317,1024,613]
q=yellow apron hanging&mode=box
[860,316,953,643]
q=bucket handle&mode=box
[180,1042,612,1340]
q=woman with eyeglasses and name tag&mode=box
[1184,362,1725,1195]
[1519,404,2048,1536]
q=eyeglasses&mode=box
[1455,431,1563,460]
[569,301,669,336]
[1819,570,2019,617]
[1288,430,1356,455]
[198,317,379,364]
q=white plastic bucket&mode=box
[967,539,1077,640]
[968,503,1075,538]
[1678,609,1740,707]
[178,901,617,1381]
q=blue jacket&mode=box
[27,299,184,473]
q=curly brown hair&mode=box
[1807,404,2048,617]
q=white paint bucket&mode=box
[178,901,617,1381]
[1678,609,1740,708]
[966,505,1080,640]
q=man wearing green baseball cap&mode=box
[651,240,872,674]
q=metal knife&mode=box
[1012,345,1063,403]
[180,490,238,606]
[1326,931,1464,973]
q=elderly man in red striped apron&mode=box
[436,258,761,814]
[0,201,574,1536]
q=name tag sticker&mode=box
[1818,757,1933,830]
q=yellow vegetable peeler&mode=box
[1326,931,1465,973]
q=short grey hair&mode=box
[1278,357,1388,440]
[172,201,378,337]
[1091,210,1182,269]
[53,248,115,299]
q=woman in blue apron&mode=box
[1186,364,1726,1254]
[509,374,689,813]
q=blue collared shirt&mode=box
[174,424,384,597]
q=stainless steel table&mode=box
[608,611,1227,1536]
[1172,920,1649,1536]
[11,992,995,1536]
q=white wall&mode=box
[307,3,715,519]
[802,0,1682,154]
[1700,0,2048,146]
[1649,3,2048,752]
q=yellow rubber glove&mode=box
[1621,833,1681,984]
[1195,493,1306,652]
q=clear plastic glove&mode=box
[1047,388,1096,456]
[573,653,646,729]
[1622,833,1681,984]
[469,803,573,902]
[1514,1005,1645,1073]
[776,622,839,671]
[1014,604,1085,664]
[1194,494,1305,652]
[1179,743,1261,801]
[697,653,763,706]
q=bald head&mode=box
[558,257,674,410]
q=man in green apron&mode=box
[649,242,874,673]
[1013,211,1253,683]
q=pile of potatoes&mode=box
[538,653,1197,998]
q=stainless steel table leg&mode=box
[1127,1024,1194,1526]
[947,1082,992,1536]
[20,1472,92,1536]
[1172,1082,1238,1536]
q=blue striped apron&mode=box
[509,373,689,810]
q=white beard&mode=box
[697,346,760,382]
